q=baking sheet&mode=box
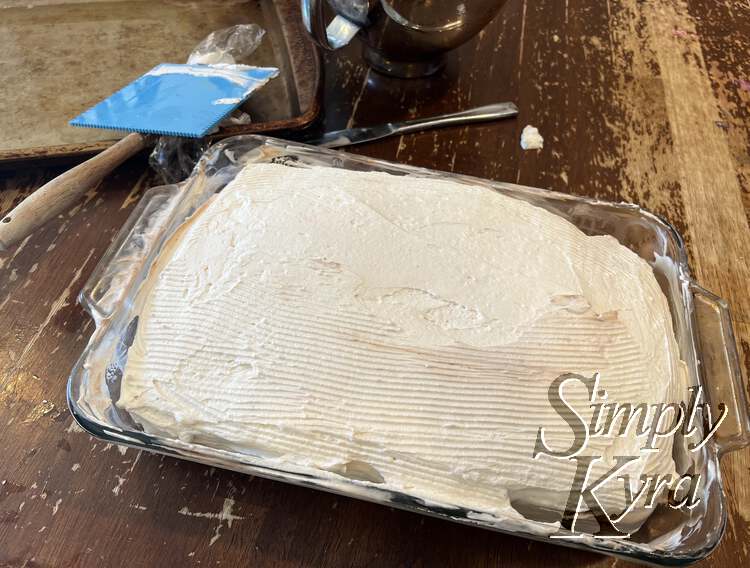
[0,0,321,162]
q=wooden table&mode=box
[1,1,748,566]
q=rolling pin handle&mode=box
[0,132,149,251]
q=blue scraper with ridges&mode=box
[70,63,278,138]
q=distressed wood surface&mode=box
[1,0,749,566]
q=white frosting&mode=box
[521,125,544,150]
[119,164,687,525]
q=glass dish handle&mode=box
[691,283,750,456]
[79,184,181,323]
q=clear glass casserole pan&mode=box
[68,135,750,565]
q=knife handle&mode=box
[0,132,149,251]
[392,102,519,135]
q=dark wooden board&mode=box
[0,0,321,163]
[0,0,748,566]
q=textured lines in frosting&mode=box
[119,163,687,522]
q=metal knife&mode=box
[301,102,518,148]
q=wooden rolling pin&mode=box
[0,133,149,251]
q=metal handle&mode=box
[690,283,750,457]
[391,103,519,136]
[301,0,337,50]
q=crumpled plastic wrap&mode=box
[149,24,268,184]
[149,137,210,185]
[187,24,266,65]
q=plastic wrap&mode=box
[187,24,266,65]
[149,24,269,183]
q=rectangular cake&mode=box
[118,163,688,530]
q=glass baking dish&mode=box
[68,135,750,565]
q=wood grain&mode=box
[0,1,748,566]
